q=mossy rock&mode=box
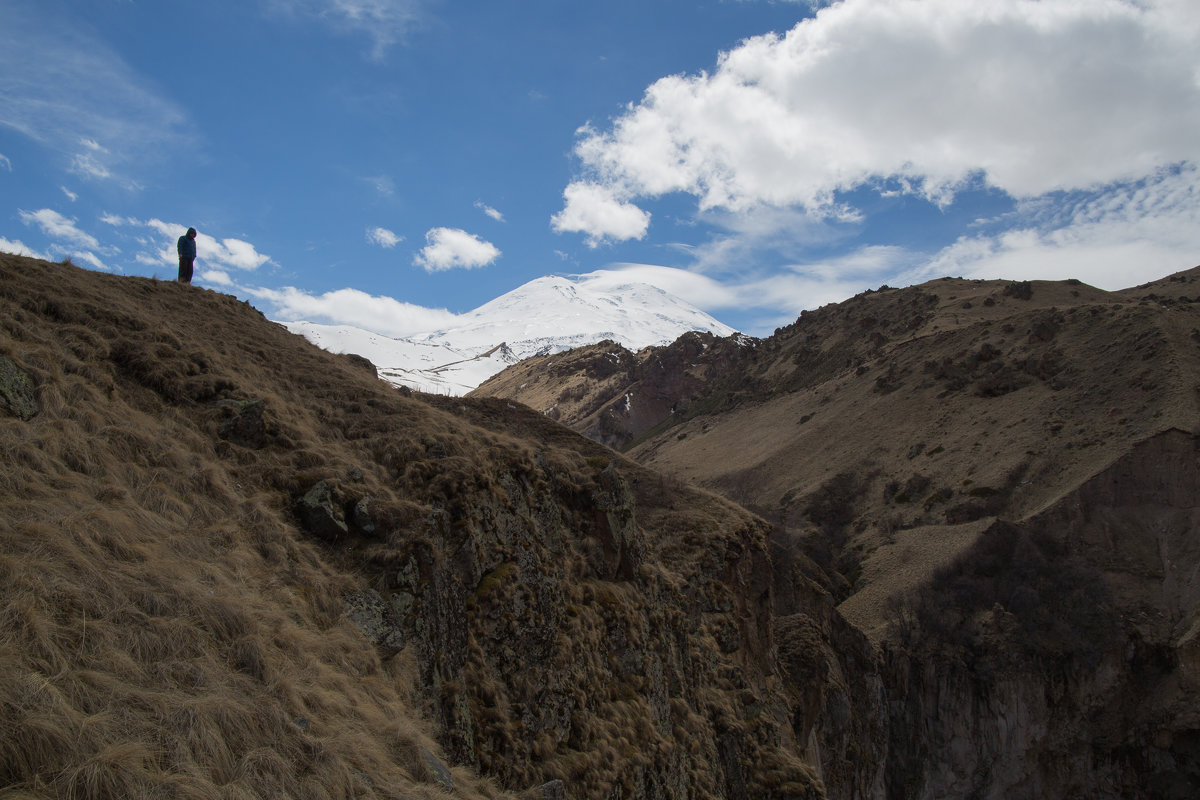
[0,356,37,420]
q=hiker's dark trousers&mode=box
[178,257,194,284]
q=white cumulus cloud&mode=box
[141,219,273,273]
[551,182,651,247]
[413,227,500,272]
[559,0,1200,241]
[367,226,403,248]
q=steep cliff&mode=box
[476,269,1200,797]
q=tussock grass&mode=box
[1,254,822,800]
[0,255,495,800]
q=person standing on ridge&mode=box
[177,227,197,283]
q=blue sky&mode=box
[2,0,1198,337]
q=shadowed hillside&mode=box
[475,270,1200,797]
[0,254,835,800]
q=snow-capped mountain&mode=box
[280,274,737,396]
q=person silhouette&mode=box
[177,227,197,283]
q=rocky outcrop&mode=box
[343,452,823,799]
[0,354,37,420]
[214,397,268,447]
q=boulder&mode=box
[0,355,37,420]
[215,397,267,448]
[296,481,348,540]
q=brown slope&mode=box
[477,269,1200,797]
[630,274,1200,607]
[0,254,831,800]
[1119,262,1200,300]
[470,331,758,450]
[477,273,1200,596]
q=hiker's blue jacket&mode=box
[177,234,196,260]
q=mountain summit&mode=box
[283,273,736,395]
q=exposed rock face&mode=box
[2,254,831,800]
[0,354,38,420]
[842,430,1200,798]
[344,443,820,798]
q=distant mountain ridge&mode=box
[281,274,737,395]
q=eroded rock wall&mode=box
[879,430,1200,799]
[346,452,824,799]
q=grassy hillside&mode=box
[0,255,826,800]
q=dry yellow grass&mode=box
[0,255,518,799]
[1,254,825,799]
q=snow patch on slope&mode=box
[280,274,737,395]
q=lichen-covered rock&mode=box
[343,588,405,653]
[350,496,377,536]
[518,779,565,800]
[215,397,267,447]
[0,355,37,420]
[420,748,455,792]
[296,480,348,540]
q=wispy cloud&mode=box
[100,213,137,227]
[60,187,78,202]
[0,153,11,171]
[0,1,192,186]
[69,250,110,271]
[264,0,429,60]
[633,165,1200,334]
[14,209,112,270]
[364,175,395,196]
[413,227,500,272]
[366,226,403,248]
[586,256,899,335]
[913,164,1200,290]
[475,201,505,222]
[70,139,114,181]
[578,265,741,310]
[0,237,50,261]
[19,208,101,250]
